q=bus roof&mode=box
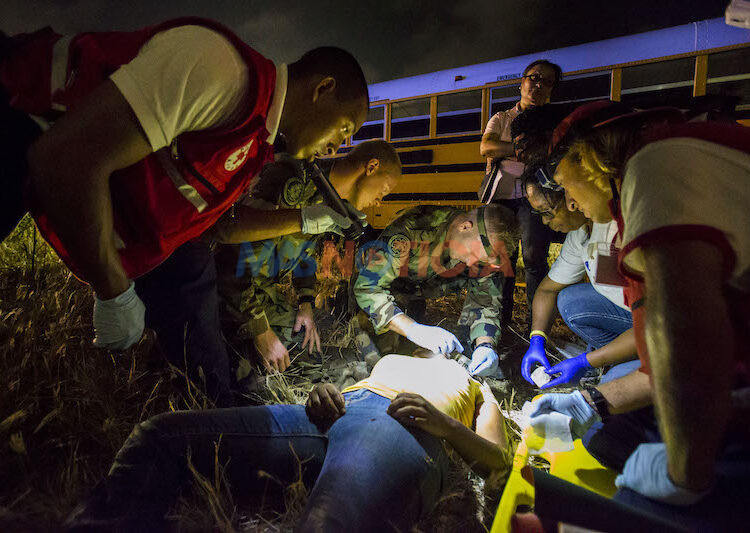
[368,17,749,103]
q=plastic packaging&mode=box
[520,401,575,455]
[531,366,551,387]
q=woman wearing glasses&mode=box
[479,60,563,334]
[511,104,638,391]
[521,170,639,395]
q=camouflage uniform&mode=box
[215,159,333,347]
[354,205,516,351]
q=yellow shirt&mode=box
[342,354,485,429]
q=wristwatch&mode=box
[585,387,610,421]
[474,341,495,350]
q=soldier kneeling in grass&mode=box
[354,204,518,378]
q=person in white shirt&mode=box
[521,170,653,484]
[520,172,638,387]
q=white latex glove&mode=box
[342,200,369,227]
[93,281,146,350]
[403,322,464,355]
[301,205,353,235]
[469,345,499,376]
[615,443,711,505]
[529,390,599,440]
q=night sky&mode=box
[1,0,728,83]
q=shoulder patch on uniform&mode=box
[387,233,411,258]
[282,176,307,206]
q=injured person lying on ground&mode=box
[63,350,512,532]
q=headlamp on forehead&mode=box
[533,163,563,192]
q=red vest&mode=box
[1,17,276,278]
[614,121,750,377]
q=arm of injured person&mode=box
[387,384,511,479]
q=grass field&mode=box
[0,217,574,532]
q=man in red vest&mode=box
[0,20,369,359]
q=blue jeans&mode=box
[557,283,633,350]
[299,389,448,531]
[65,390,448,532]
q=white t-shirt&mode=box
[110,25,284,152]
[548,221,629,309]
[483,102,524,199]
[620,138,750,293]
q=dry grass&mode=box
[0,218,572,532]
[0,218,226,531]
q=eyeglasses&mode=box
[523,73,556,88]
[530,197,563,220]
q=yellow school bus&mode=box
[337,17,750,228]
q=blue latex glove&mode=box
[541,352,592,389]
[469,345,499,377]
[521,335,552,384]
[615,443,711,505]
[529,391,599,439]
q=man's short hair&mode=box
[290,47,369,105]
[480,204,520,259]
[523,59,563,87]
[347,140,402,176]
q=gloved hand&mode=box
[300,205,353,235]
[529,390,599,439]
[342,200,369,228]
[469,344,499,377]
[403,322,464,355]
[615,443,711,505]
[93,281,146,350]
[521,334,552,384]
[542,352,592,389]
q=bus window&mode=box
[490,85,519,116]
[436,90,482,135]
[551,71,611,104]
[352,105,385,142]
[621,57,694,107]
[391,98,430,139]
[707,48,750,109]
